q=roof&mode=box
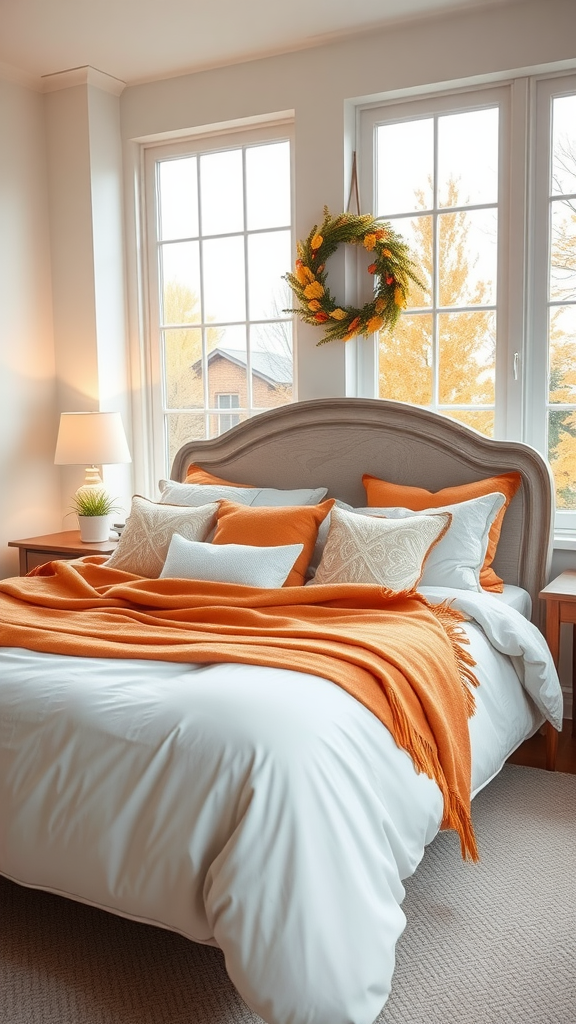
[205,347,293,386]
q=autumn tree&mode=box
[378,179,495,435]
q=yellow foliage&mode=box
[303,281,324,300]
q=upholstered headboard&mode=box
[171,398,554,625]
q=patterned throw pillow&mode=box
[105,496,218,578]
[310,504,451,591]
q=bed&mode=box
[0,397,563,1024]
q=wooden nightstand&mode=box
[540,570,576,765]
[8,531,118,576]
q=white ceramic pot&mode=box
[78,514,111,543]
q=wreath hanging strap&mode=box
[284,207,423,346]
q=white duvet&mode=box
[0,589,562,1024]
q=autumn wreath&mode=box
[284,208,423,345]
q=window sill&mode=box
[553,532,576,551]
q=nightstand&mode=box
[8,530,118,576]
[540,571,576,745]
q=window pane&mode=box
[163,327,203,409]
[392,214,432,308]
[203,236,246,322]
[217,393,240,410]
[444,409,494,436]
[549,306,576,403]
[200,150,243,235]
[212,323,246,356]
[551,94,576,196]
[251,321,293,406]
[438,209,497,307]
[246,141,291,230]
[166,412,206,468]
[438,108,498,208]
[438,310,495,404]
[548,408,576,509]
[158,157,198,241]
[160,242,201,324]
[376,119,433,215]
[248,229,291,320]
[209,410,248,439]
[550,199,576,302]
[378,313,433,405]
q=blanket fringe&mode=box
[442,789,480,862]
[425,598,479,718]
[387,682,479,862]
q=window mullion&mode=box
[242,146,253,415]
[432,114,440,409]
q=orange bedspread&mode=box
[0,559,479,859]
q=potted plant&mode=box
[71,489,121,543]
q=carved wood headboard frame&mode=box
[171,398,554,625]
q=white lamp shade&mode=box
[54,412,131,466]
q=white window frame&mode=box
[142,120,295,482]
[526,73,576,533]
[358,72,576,532]
[358,84,517,439]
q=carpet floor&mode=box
[1,764,575,1024]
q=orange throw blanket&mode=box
[0,559,479,859]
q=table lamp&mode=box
[54,411,131,541]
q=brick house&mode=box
[193,347,293,434]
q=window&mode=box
[216,393,240,435]
[360,88,507,437]
[360,74,576,526]
[144,125,294,474]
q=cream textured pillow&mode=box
[311,505,451,591]
[105,496,218,578]
[158,479,328,507]
[160,533,304,588]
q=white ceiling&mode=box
[1,0,517,88]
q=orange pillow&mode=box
[212,499,335,587]
[185,464,253,488]
[362,472,522,592]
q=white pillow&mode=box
[158,479,328,507]
[310,504,451,591]
[354,491,506,592]
[160,533,304,588]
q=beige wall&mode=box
[0,77,60,577]
[44,75,132,518]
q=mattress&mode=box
[490,583,532,618]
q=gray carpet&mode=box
[1,764,575,1024]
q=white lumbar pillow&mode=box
[160,533,304,588]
